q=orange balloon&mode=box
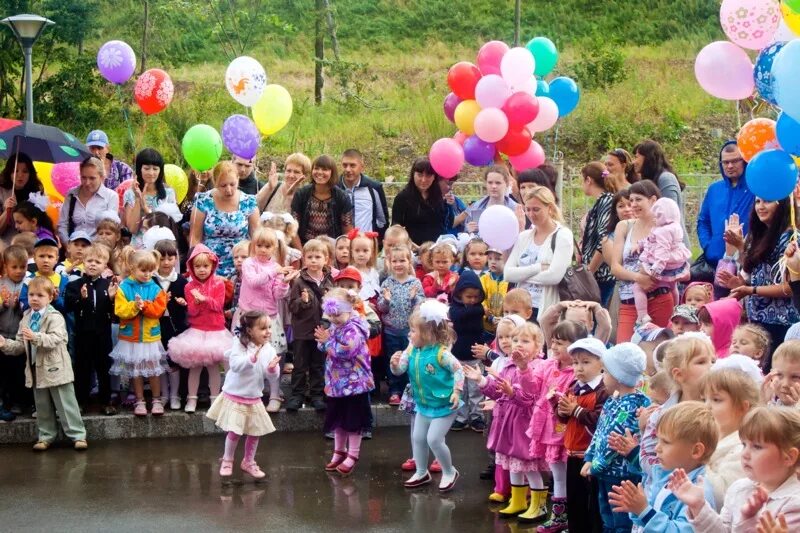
[736,118,779,162]
[46,201,62,230]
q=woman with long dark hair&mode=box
[0,153,45,242]
[579,162,617,306]
[124,148,178,248]
[721,197,797,370]
[391,157,447,246]
[633,140,687,245]
[291,155,353,243]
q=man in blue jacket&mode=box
[696,141,755,293]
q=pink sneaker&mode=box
[240,460,266,480]
[151,399,164,416]
[133,401,147,416]
[401,458,416,471]
[219,459,233,477]
[430,459,442,473]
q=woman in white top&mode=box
[504,186,573,321]
[57,156,119,244]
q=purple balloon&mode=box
[463,135,496,166]
[222,114,261,160]
[97,40,136,85]
[443,92,462,123]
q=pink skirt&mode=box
[168,327,234,368]
[495,452,547,474]
[530,442,569,465]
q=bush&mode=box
[571,36,628,90]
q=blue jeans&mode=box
[596,476,637,533]
[384,330,409,396]
[598,280,616,308]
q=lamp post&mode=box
[1,14,54,123]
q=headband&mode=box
[322,297,353,316]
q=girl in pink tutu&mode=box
[525,320,586,532]
[207,310,279,481]
[634,197,691,326]
[168,244,234,413]
[236,227,298,413]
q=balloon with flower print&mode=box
[719,0,781,50]
[97,40,136,85]
[222,114,260,160]
[134,69,174,115]
[51,162,81,197]
[737,118,779,161]
[225,56,268,107]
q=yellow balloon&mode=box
[164,163,188,203]
[454,100,481,136]
[32,161,64,202]
[782,2,800,35]
[252,84,293,136]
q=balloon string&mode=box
[552,122,560,160]
[116,85,135,152]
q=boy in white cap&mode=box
[581,342,651,533]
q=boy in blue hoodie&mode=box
[448,269,486,432]
[607,401,717,532]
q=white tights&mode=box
[510,470,544,489]
[550,461,567,498]
[412,412,457,477]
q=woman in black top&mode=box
[391,157,447,246]
[580,161,618,306]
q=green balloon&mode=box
[182,124,222,172]
[787,0,800,13]
[526,37,558,77]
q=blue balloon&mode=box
[548,76,580,117]
[754,41,786,106]
[746,149,798,201]
[777,113,800,157]
[535,79,550,97]
[463,135,495,166]
[773,40,800,122]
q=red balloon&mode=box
[447,62,482,100]
[503,92,540,127]
[496,126,532,156]
[134,68,174,115]
[117,179,133,210]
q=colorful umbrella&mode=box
[0,118,91,163]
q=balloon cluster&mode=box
[695,0,800,201]
[430,37,580,178]
[97,40,174,116]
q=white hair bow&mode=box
[28,192,50,212]
[96,209,121,225]
[155,202,182,223]
[419,299,449,325]
[142,226,176,251]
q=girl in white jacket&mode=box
[207,310,279,481]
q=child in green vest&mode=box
[390,299,465,493]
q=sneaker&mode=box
[450,420,467,431]
[151,399,165,416]
[430,459,442,473]
[285,398,302,412]
[266,398,283,413]
[470,419,487,432]
[282,362,294,374]
[362,430,372,440]
[32,441,49,451]
[170,397,181,410]
[0,407,16,422]
[104,405,117,416]
[184,397,198,413]
[134,401,147,416]
[10,404,23,415]
[311,398,326,412]
[324,431,335,440]
[73,440,89,451]
[388,394,401,406]
[401,458,416,471]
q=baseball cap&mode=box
[486,247,504,255]
[34,237,59,249]
[670,304,699,324]
[334,266,362,285]
[568,337,606,359]
[69,230,93,243]
[86,130,109,148]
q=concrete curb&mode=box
[0,404,410,445]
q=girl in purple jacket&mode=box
[313,288,374,477]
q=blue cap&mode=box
[86,130,109,148]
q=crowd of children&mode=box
[1,158,800,533]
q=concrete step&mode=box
[0,403,409,445]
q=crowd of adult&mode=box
[8,130,799,361]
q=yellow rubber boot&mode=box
[517,489,549,523]
[488,491,509,503]
[499,485,528,517]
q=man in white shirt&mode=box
[337,149,389,239]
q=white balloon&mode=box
[225,56,268,107]
[500,47,535,88]
[527,97,559,132]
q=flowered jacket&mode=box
[319,315,374,397]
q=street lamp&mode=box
[1,14,55,123]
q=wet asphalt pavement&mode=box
[0,427,537,532]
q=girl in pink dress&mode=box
[634,197,691,325]
[463,322,546,521]
[526,320,586,532]
[168,244,234,413]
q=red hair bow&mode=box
[346,229,378,240]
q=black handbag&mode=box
[550,230,601,303]
[690,253,716,283]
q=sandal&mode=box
[336,454,359,477]
[219,459,233,477]
[325,451,347,472]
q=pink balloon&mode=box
[116,179,134,210]
[475,74,512,109]
[720,0,780,50]
[453,131,468,145]
[527,97,558,132]
[474,108,509,143]
[500,47,535,88]
[503,92,540,127]
[429,138,464,179]
[695,41,755,101]
[509,140,545,172]
[51,162,81,196]
[477,41,510,76]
